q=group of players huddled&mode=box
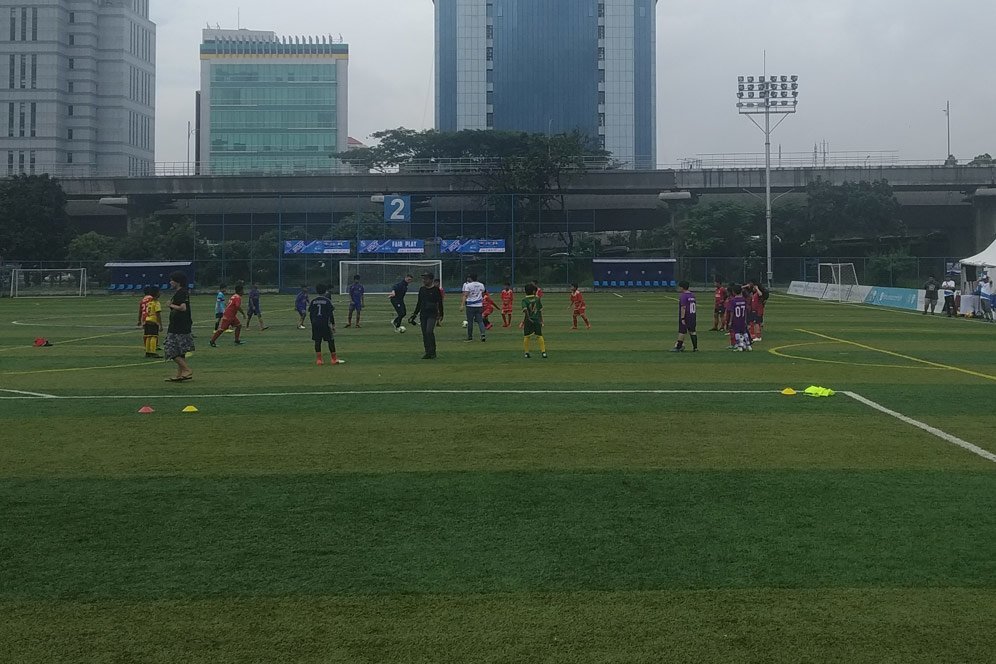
[138,270,769,380]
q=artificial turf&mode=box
[0,291,994,662]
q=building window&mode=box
[486,2,493,17]
[68,81,74,93]
[69,34,75,45]
[597,47,604,60]
[7,151,13,174]
[599,135,606,149]
[30,54,36,88]
[486,24,493,40]
[598,3,605,17]
[7,103,13,136]
[69,11,75,23]
[29,150,35,173]
[486,47,493,61]
[486,113,494,128]
[486,90,494,106]
[19,54,25,88]
[20,8,26,41]
[598,25,605,40]
[486,68,493,83]
[9,8,15,41]
[68,58,74,70]
[8,55,13,88]
[67,128,73,140]
[598,91,605,105]
[598,113,605,127]
[31,7,37,41]
[18,102,24,136]
[18,151,24,172]
[68,104,73,116]
[29,102,35,136]
[67,152,73,164]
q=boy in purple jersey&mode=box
[729,285,752,351]
[295,285,309,329]
[345,275,365,328]
[670,280,698,352]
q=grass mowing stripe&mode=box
[2,470,994,600]
[3,589,994,664]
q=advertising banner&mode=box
[439,239,506,254]
[359,239,425,254]
[283,240,351,255]
[864,286,923,311]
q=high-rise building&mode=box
[433,0,656,168]
[0,0,155,177]
[197,28,348,175]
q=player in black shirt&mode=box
[309,284,342,366]
[410,272,444,359]
[388,274,414,331]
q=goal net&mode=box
[338,260,443,295]
[9,268,88,297]
[818,263,859,302]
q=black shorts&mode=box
[143,322,159,336]
[523,319,542,337]
[312,325,333,343]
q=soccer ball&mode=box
[462,320,468,328]
[398,325,407,333]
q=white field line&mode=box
[0,388,781,401]
[0,388,59,398]
[844,391,996,464]
[612,293,624,298]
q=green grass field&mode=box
[1,290,994,663]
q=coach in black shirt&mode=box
[410,272,444,359]
[388,274,413,331]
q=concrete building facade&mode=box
[0,0,155,177]
[433,0,656,168]
[197,28,348,175]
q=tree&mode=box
[0,174,71,262]
[803,179,904,254]
[968,153,993,166]
[67,231,119,281]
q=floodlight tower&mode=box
[736,72,799,287]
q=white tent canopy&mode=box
[960,236,996,267]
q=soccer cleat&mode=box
[298,325,305,330]
[209,341,217,348]
[524,353,531,359]
[669,347,684,352]
[234,340,245,345]
[344,324,352,328]
[355,324,362,328]
[421,354,431,359]
[464,338,473,342]
[481,337,486,342]
[753,337,762,342]
[316,357,324,366]
[260,326,269,331]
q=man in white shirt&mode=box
[979,274,994,322]
[941,275,957,317]
[461,273,487,342]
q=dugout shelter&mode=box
[104,261,196,292]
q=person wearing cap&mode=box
[941,273,957,317]
[979,273,994,322]
[409,271,444,359]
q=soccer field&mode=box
[1,291,994,663]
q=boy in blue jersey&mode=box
[309,284,342,365]
[245,282,268,331]
[345,274,365,328]
[295,285,310,329]
[214,284,227,331]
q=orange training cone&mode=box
[138,405,155,414]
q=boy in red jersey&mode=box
[481,290,498,330]
[568,282,591,330]
[710,277,725,331]
[208,282,246,347]
[499,282,514,327]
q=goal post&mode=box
[818,262,859,302]
[9,268,88,297]
[338,260,443,295]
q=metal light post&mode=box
[186,121,197,176]
[736,72,799,287]
[943,100,951,159]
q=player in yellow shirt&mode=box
[521,282,547,359]
[143,286,163,358]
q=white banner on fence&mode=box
[787,281,807,296]
[846,285,872,303]
[803,282,829,299]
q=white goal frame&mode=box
[338,260,443,295]
[9,268,88,297]
[818,262,859,302]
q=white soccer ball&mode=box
[462,320,468,328]
[398,325,406,333]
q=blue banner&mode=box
[440,239,507,254]
[864,286,921,310]
[283,240,351,255]
[359,239,425,254]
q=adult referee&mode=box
[388,274,414,331]
[410,271,444,359]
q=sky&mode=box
[152,0,996,167]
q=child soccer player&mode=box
[710,277,725,331]
[309,284,341,365]
[729,285,752,351]
[345,274,364,328]
[569,282,591,330]
[670,281,698,352]
[747,280,764,342]
[521,282,547,359]
[500,282,514,327]
[214,284,227,331]
[209,282,246,347]
[138,286,152,327]
[295,285,310,329]
[481,290,498,330]
[143,286,163,358]
[245,283,268,331]
[532,280,544,298]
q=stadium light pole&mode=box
[736,71,799,287]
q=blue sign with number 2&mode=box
[384,195,411,222]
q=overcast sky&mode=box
[152,0,996,167]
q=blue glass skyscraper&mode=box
[433,0,656,168]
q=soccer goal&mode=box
[818,262,859,302]
[9,268,88,297]
[338,260,442,295]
